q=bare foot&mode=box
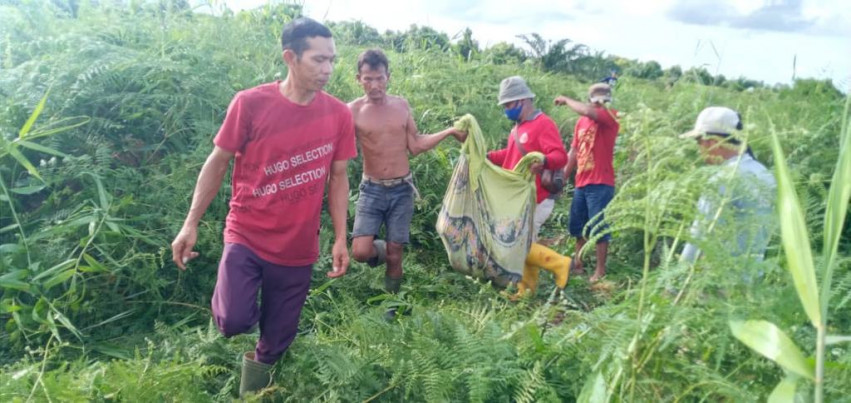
[589,272,606,283]
[570,259,585,276]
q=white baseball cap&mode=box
[679,106,742,139]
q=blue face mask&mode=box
[504,102,523,121]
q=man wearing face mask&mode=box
[487,76,570,298]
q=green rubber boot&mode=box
[384,276,411,321]
[367,239,387,268]
[239,352,272,397]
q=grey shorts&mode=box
[352,180,415,244]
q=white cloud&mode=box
[219,0,851,88]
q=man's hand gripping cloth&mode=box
[436,114,543,287]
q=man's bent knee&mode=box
[351,237,376,262]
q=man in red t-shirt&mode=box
[487,76,570,298]
[170,18,356,396]
[555,83,620,282]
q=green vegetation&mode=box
[1,2,849,401]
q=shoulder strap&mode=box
[513,110,543,155]
[512,130,529,155]
[599,105,620,124]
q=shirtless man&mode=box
[348,49,465,318]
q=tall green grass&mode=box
[728,92,851,402]
[1,2,848,401]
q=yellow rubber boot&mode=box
[527,243,570,289]
[512,263,540,299]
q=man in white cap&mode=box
[488,76,570,298]
[679,106,776,264]
[555,83,620,282]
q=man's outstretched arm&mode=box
[405,105,466,155]
[554,95,598,120]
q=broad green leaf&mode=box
[0,298,22,314]
[18,91,49,138]
[43,269,76,290]
[826,335,851,345]
[84,172,110,210]
[767,375,798,403]
[0,223,19,234]
[729,320,813,380]
[578,371,608,403]
[9,185,46,195]
[0,270,28,281]
[0,270,30,292]
[105,220,121,233]
[770,132,821,327]
[91,343,131,360]
[0,243,21,254]
[44,306,63,342]
[7,146,42,180]
[85,310,136,330]
[32,297,49,325]
[15,139,67,157]
[0,280,31,292]
[821,96,851,315]
[32,259,75,282]
[64,215,96,229]
[22,117,89,140]
[82,253,107,272]
[52,308,82,340]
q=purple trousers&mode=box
[211,243,312,364]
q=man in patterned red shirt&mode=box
[556,83,620,282]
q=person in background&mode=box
[555,83,620,282]
[678,106,776,265]
[600,70,618,87]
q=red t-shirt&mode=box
[571,106,619,188]
[213,82,356,266]
[487,113,568,203]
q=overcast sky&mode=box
[215,0,850,88]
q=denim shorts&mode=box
[569,184,615,243]
[352,180,415,244]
